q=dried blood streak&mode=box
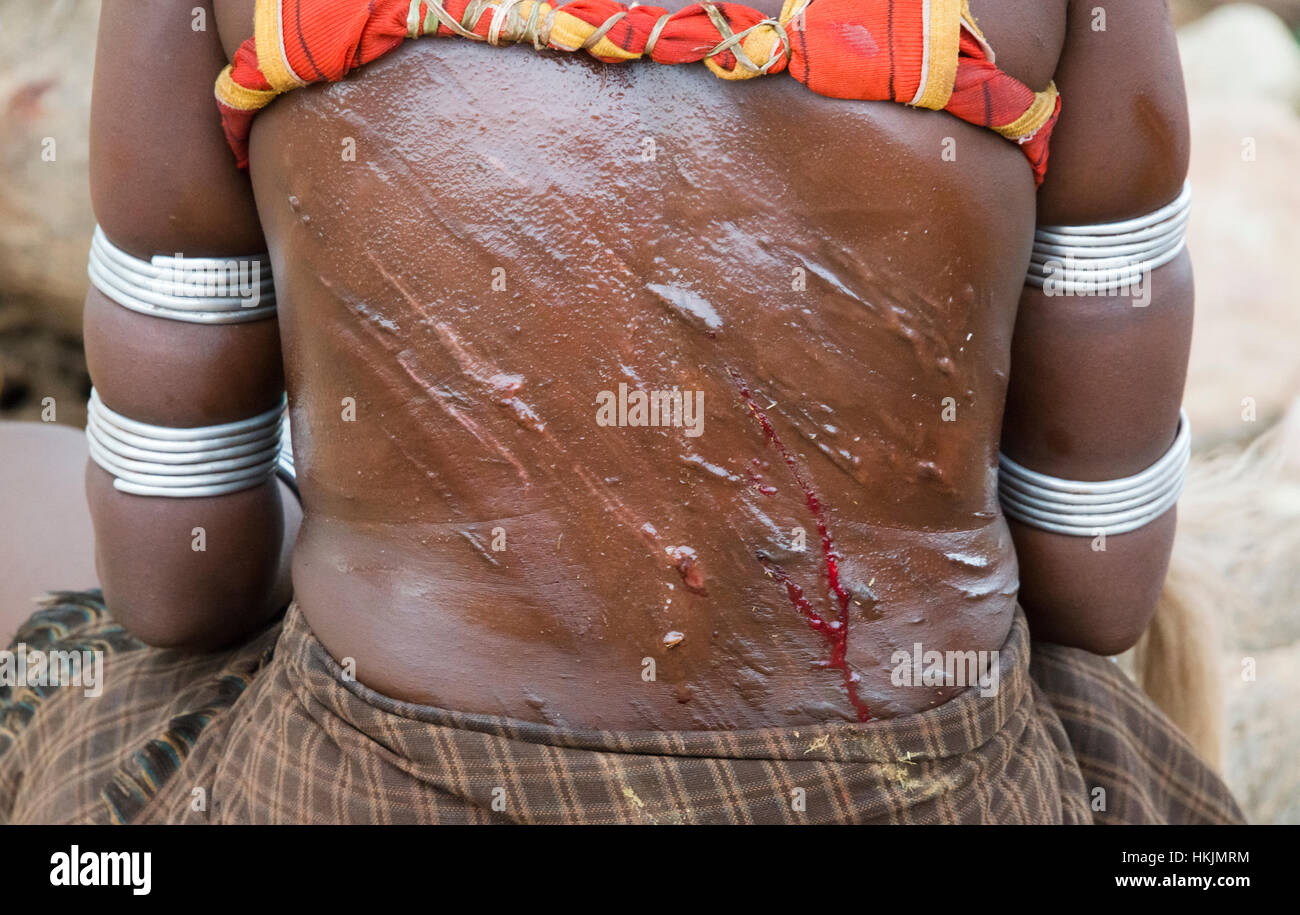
[729,368,871,722]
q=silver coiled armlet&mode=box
[87,225,276,323]
[277,413,298,495]
[998,409,1191,537]
[1027,181,1192,294]
[86,388,287,498]
[85,226,297,498]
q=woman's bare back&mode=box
[220,0,1071,728]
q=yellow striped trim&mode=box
[959,0,997,62]
[254,0,303,93]
[913,0,962,110]
[960,0,987,43]
[994,81,1058,139]
[214,66,278,111]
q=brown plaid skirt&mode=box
[0,591,1243,824]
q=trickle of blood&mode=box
[730,368,870,722]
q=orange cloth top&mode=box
[216,0,1060,184]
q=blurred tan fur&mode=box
[1131,398,1300,772]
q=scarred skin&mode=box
[0,0,1193,731]
[237,0,1056,727]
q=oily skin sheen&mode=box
[219,0,1062,728]
[5,0,1169,728]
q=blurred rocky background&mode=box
[1163,2,1300,827]
[0,1,1296,820]
[0,0,96,426]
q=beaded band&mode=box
[1027,181,1192,295]
[88,225,277,324]
[998,409,1191,537]
[86,388,285,498]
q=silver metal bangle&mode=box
[276,413,298,497]
[86,388,285,498]
[87,225,277,324]
[1026,181,1192,294]
[998,409,1191,537]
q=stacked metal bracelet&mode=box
[87,225,276,323]
[86,388,286,498]
[277,413,298,495]
[1027,181,1192,294]
[998,409,1191,537]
